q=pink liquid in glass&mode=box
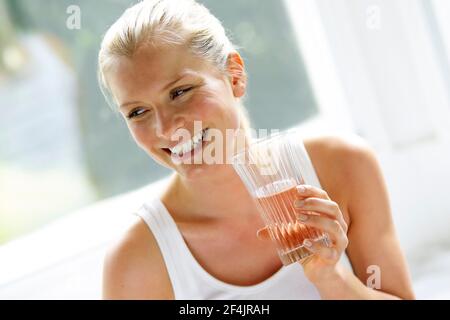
[255,182,330,265]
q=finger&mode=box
[295,212,348,252]
[303,238,339,264]
[294,198,348,233]
[256,226,270,241]
[294,197,338,218]
[296,184,329,200]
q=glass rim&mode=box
[230,127,300,162]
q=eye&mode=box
[170,87,193,100]
[127,107,148,119]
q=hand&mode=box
[256,184,349,284]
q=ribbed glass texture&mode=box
[231,130,330,265]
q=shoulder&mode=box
[303,132,378,177]
[303,133,374,160]
[102,215,174,299]
[302,133,381,218]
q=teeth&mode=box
[169,129,208,156]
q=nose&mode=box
[154,107,185,140]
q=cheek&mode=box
[127,123,158,152]
[189,88,240,129]
[188,93,217,119]
[223,101,241,130]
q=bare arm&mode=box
[315,136,415,299]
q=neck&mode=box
[163,164,260,225]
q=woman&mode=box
[99,0,415,299]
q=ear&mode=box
[226,51,247,98]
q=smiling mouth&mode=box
[162,128,210,158]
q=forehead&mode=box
[106,45,213,104]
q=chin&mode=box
[179,161,235,182]
[176,162,216,180]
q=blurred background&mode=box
[0,0,449,299]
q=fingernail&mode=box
[303,239,312,247]
[295,212,308,221]
[297,185,306,193]
[294,199,305,208]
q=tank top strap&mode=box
[134,198,201,299]
[297,137,354,271]
[296,137,323,188]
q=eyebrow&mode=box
[119,74,188,109]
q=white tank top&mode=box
[135,140,352,299]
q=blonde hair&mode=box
[97,0,251,130]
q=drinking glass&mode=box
[231,130,330,265]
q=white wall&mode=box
[292,0,450,261]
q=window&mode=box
[0,0,317,244]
